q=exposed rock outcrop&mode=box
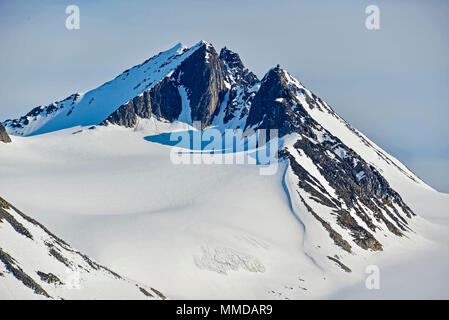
[245,66,302,136]
[103,41,228,128]
[219,47,259,126]
[0,123,11,143]
[172,41,229,128]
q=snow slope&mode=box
[1,124,448,299]
[0,195,165,300]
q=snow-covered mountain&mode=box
[1,41,448,299]
[0,196,165,299]
[3,41,258,134]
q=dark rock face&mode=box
[219,47,259,125]
[150,77,183,121]
[0,123,11,143]
[104,42,228,128]
[245,66,302,137]
[102,77,183,127]
[327,256,351,273]
[219,47,258,87]
[0,207,33,239]
[99,43,269,130]
[102,91,152,127]
[173,42,229,128]
[292,136,413,234]
[36,271,63,285]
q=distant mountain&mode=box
[1,40,434,274]
[0,196,165,299]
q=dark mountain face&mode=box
[219,47,258,88]
[103,42,230,128]
[282,132,414,252]
[101,49,326,135]
[172,42,229,128]
[245,66,300,136]
[102,42,262,130]
[101,77,182,127]
[219,48,259,126]
[102,91,152,128]
[0,123,11,143]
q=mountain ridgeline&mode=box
[100,43,258,129]
[2,41,425,265]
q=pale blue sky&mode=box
[1,0,448,192]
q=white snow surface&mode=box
[0,190,164,300]
[1,46,448,299]
[0,123,448,299]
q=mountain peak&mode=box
[219,47,244,70]
[263,65,286,80]
[245,64,299,136]
[172,42,186,54]
[195,40,213,49]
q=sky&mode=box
[0,0,448,192]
